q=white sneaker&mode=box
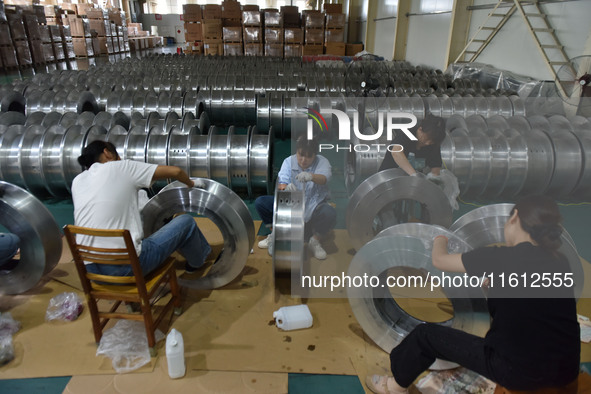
[258,234,274,256]
[308,237,327,260]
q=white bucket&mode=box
[165,328,186,379]
[273,304,313,331]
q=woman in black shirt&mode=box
[366,195,580,394]
[378,114,446,176]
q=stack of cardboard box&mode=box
[5,7,32,66]
[0,2,18,68]
[83,6,108,55]
[202,4,222,55]
[222,0,242,56]
[323,3,345,56]
[242,5,261,56]
[263,8,282,57]
[183,4,202,54]
[282,6,301,57]
[303,10,323,56]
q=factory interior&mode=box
[1,0,591,393]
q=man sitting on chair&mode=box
[72,140,211,276]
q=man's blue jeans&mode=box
[86,214,211,276]
[0,233,20,265]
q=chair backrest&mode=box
[63,224,148,291]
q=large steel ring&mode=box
[347,224,489,364]
[141,178,254,289]
[272,188,305,277]
[346,169,453,251]
[0,181,62,294]
[449,204,583,298]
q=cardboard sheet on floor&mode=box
[64,361,288,394]
[0,280,157,379]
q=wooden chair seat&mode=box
[63,225,182,356]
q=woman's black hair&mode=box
[512,195,563,252]
[420,113,446,145]
[77,140,119,170]
[296,135,319,158]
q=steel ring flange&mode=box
[142,179,254,289]
[249,125,273,195]
[0,181,62,294]
[346,169,453,251]
[347,234,489,358]
[18,125,50,197]
[569,116,591,198]
[449,203,582,298]
[272,188,305,277]
[40,124,70,198]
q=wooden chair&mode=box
[63,225,182,356]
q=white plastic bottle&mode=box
[166,328,186,379]
[273,305,313,331]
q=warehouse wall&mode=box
[142,14,185,43]
[372,1,397,59]
[370,0,591,80]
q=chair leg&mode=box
[169,270,183,315]
[149,347,157,357]
[86,298,104,344]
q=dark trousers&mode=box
[390,323,576,390]
[254,196,337,239]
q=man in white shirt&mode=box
[255,137,336,260]
[72,140,211,276]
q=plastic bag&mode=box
[45,292,84,322]
[427,170,460,210]
[0,312,21,365]
[96,320,164,373]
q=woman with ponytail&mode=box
[367,195,580,394]
[72,140,211,276]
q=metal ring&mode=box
[272,188,305,276]
[0,181,62,294]
[347,169,453,251]
[142,178,254,289]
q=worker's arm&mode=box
[311,173,327,185]
[431,236,466,273]
[152,165,194,188]
[391,151,417,176]
[278,183,287,190]
[430,167,441,176]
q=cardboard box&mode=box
[82,18,92,37]
[242,10,260,26]
[0,45,18,67]
[44,5,58,17]
[280,6,298,15]
[324,42,345,56]
[61,25,72,40]
[23,14,41,40]
[42,42,54,62]
[304,12,324,28]
[107,9,122,25]
[244,43,262,56]
[96,36,108,54]
[86,9,104,20]
[60,3,77,14]
[0,22,12,45]
[29,40,44,64]
[7,13,26,40]
[264,43,282,57]
[76,3,94,17]
[284,27,302,44]
[66,15,83,37]
[303,44,323,56]
[223,18,241,27]
[72,37,87,56]
[15,40,32,65]
[38,24,50,42]
[264,10,281,26]
[203,38,223,55]
[324,4,343,14]
[223,42,242,56]
[183,4,202,22]
[282,12,300,27]
[184,22,202,41]
[284,43,301,57]
[346,43,363,56]
[325,13,345,28]
[202,19,222,39]
[325,28,344,42]
[243,5,259,11]
[264,27,282,43]
[203,4,221,20]
[222,5,241,21]
[305,28,324,44]
[222,26,241,42]
[49,24,61,41]
[243,26,261,42]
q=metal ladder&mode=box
[454,0,572,96]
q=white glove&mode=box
[284,183,297,192]
[193,179,207,189]
[295,172,314,183]
[410,172,425,179]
